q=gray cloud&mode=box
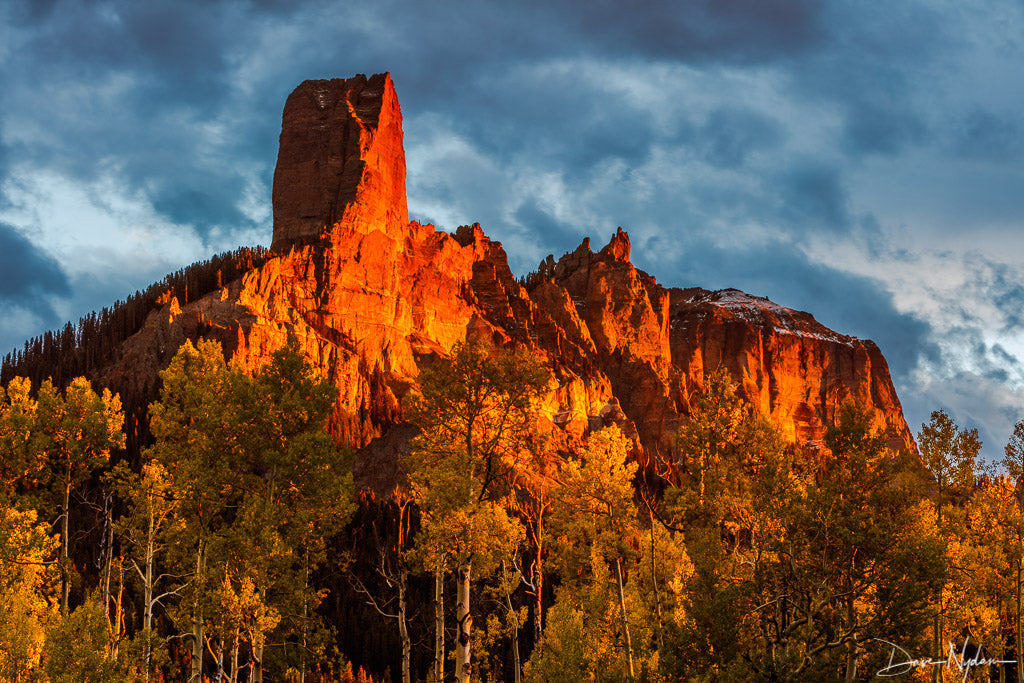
[514,199,581,247]
[954,109,1024,162]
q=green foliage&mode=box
[43,593,121,683]
[0,374,124,615]
[660,386,947,679]
[406,340,550,503]
[34,377,125,490]
[1003,418,1024,483]
[522,593,593,681]
[404,340,548,573]
[919,408,981,500]
[757,403,943,677]
[13,334,1024,679]
[668,368,788,533]
[550,425,639,581]
[146,335,355,680]
[404,340,549,682]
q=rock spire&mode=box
[271,73,408,252]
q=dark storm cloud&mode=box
[784,3,945,158]
[562,0,825,62]
[446,69,665,170]
[514,200,580,246]
[15,0,224,67]
[0,0,839,255]
[0,222,70,330]
[699,106,784,168]
[3,0,1023,458]
[150,182,251,235]
[777,163,850,232]
[2,0,289,246]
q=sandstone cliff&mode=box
[97,72,915,487]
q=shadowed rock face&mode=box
[99,73,915,491]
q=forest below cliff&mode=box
[3,332,1024,683]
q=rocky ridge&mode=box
[98,72,915,487]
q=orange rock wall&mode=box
[97,72,916,489]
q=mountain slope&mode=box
[75,72,913,486]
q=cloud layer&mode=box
[3,0,1024,458]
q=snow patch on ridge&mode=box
[706,289,856,346]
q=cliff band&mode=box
[96,72,915,486]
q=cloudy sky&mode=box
[2,0,1023,458]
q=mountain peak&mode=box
[598,227,631,263]
[271,72,408,252]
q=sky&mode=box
[2,0,1024,460]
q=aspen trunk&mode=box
[1017,559,1023,683]
[533,548,544,647]
[103,502,113,625]
[144,508,155,681]
[230,632,240,683]
[456,561,472,683]
[190,540,206,683]
[434,572,445,683]
[1000,593,1007,683]
[531,504,545,648]
[61,482,71,614]
[615,558,635,680]
[254,591,265,683]
[399,568,411,683]
[502,562,521,683]
[301,567,308,683]
[213,641,224,682]
[648,515,664,653]
[844,598,858,683]
[112,557,124,660]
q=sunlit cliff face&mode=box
[96,72,914,492]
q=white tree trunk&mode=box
[456,561,472,683]
[61,482,72,614]
[616,558,635,680]
[190,541,206,683]
[399,569,411,683]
